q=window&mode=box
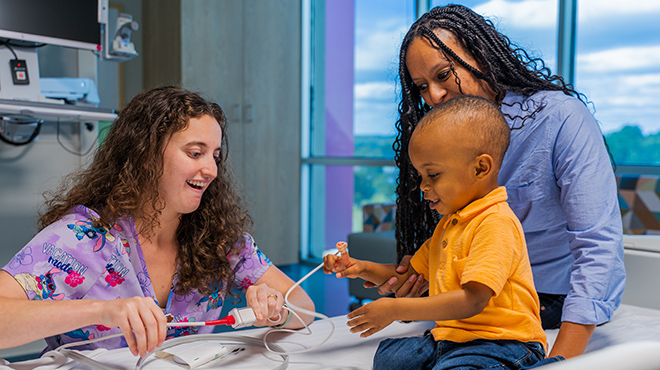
[303,0,413,260]
[431,0,558,73]
[304,0,558,261]
[302,0,660,261]
[575,1,660,167]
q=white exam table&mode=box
[3,235,660,369]
[2,303,660,370]
[0,316,435,369]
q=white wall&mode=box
[0,121,97,266]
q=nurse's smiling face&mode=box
[158,114,222,218]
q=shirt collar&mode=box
[441,186,508,227]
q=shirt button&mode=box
[451,219,458,225]
[441,240,447,247]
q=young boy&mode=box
[324,95,562,369]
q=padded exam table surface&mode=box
[3,304,660,369]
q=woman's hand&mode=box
[97,297,167,357]
[363,255,429,297]
[245,283,286,327]
[251,265,315,329]
[549,322,596,359]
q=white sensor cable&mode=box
[262,261,335,354]
[50,258,339,369]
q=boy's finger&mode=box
[322,255,336,269]
[361,327,379,338]
[347,306,364,320]
[349,321,370,334]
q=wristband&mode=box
[271,305,293,329]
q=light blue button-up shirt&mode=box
[498,91,626,325]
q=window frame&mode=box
[300,0,660,262]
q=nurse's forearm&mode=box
[0,297,102,349]
[283,285,315,328]
[548,321,595,359]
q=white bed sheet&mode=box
[545,303,660,352]
[3,303,660,370]
[543,304,660,370]
[1,316,435,370]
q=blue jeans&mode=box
[373,332,563,370]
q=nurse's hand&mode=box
[245,283,286,327]
[97,297,167,357]
[363,255,428,297]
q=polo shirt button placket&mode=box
[451,218,458,225]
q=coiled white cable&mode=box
[262,261,335,354]
[51,260,335,369]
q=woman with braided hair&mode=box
[373,4,625,360]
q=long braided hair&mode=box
[394,4,584,260]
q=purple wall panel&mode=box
[324,0,354,250]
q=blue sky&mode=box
[353,0,660,136]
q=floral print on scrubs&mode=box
[2,205,272,351]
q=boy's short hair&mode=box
[415,95,510,166]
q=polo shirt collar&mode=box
[441,186,508,228]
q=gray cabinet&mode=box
[143,0,302,265]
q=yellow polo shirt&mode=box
[410,186,546,346]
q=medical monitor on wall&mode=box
[0,0,102,51]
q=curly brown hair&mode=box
[39,85,252,296]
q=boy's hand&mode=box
[323,254,362,278]
[323,242,361,278]
[322,253,342,274]
[347,298,395,338]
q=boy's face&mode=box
[409,125,480,216]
